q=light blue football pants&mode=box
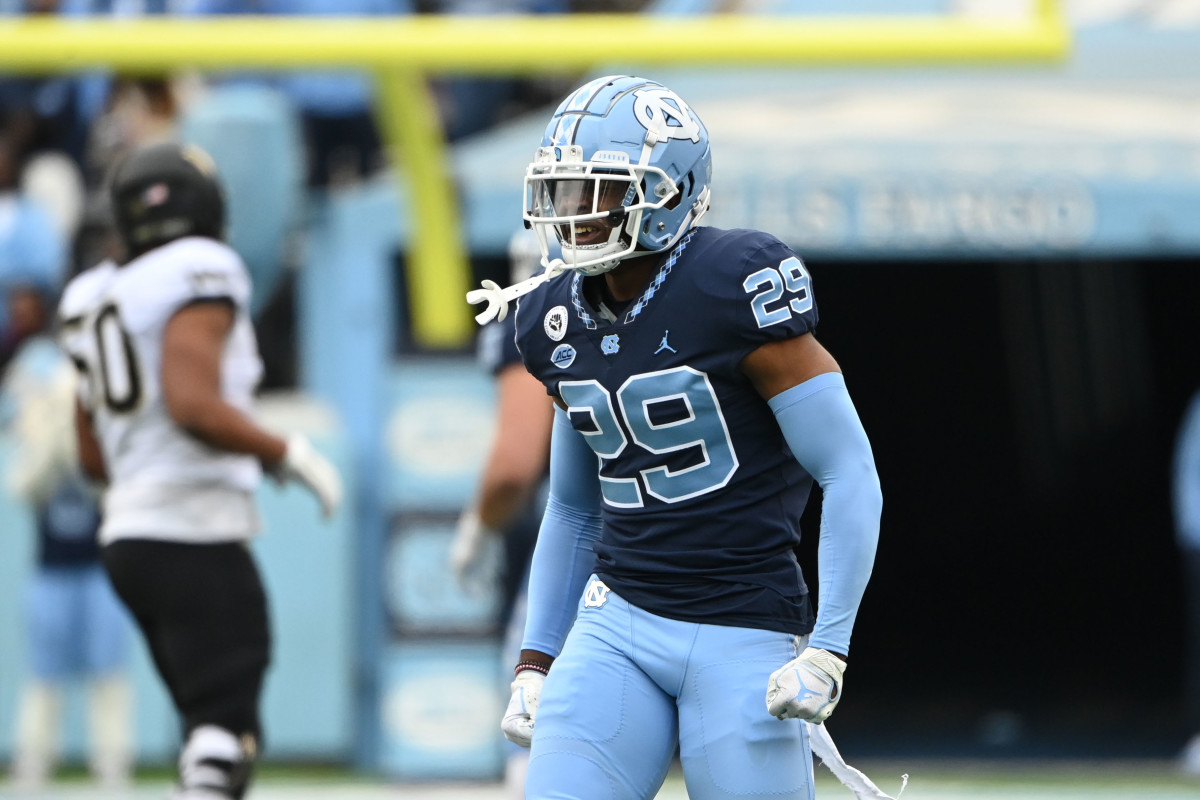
[526,577,814,800]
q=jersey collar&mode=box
[569,229,697,330]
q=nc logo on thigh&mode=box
[584,579,610,608]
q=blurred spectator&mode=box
[87,76,180,188]
[20,149,87,248]
[0,1,117,181]
[83,0,184,189]
[70,190,122,279]
[1,283,135,792]
[1175,386,1200,778]
[0,132,68,370]
[178,0,411,189]
[423,0,569,142]
[0,0,178,288]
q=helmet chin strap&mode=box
[662,186,711,249]
[691,186,712,225]
[466,259,568,325]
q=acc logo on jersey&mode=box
[583,579,610,609]
[551,344,576,369]
[544,305,568,341]
[633,88,701,144]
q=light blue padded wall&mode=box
[0,397,356,766]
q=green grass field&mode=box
[2,759,1197,799]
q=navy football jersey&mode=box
[37,475,103,568]
[513,226,820,635]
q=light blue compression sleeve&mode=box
[769,372,882,655]
[520,406,604,658]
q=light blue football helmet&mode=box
[524,75,712,276]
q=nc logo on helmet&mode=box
[633,88,702,143]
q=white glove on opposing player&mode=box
[270,434,343,519]
[766,647,846,724]
[501,669,545,748]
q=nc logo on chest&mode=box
[601,334,620,355]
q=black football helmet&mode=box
[109,141,226,259]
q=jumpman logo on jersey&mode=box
[654,330,677,355]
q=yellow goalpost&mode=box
[0,2,1069,347]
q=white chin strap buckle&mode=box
[466,260,566,325]
[465,279,511,324]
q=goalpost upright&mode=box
[0,2,1068,349]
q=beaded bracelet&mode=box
[515,661,550,677]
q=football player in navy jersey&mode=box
[468,75,883,800]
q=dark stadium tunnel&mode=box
[795,254,1200,758]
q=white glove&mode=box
[270,434,343,519]
[501,669,545,748]
[766,647,846,724]
[449,508,493,589]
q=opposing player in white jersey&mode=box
[58,142,342,800]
